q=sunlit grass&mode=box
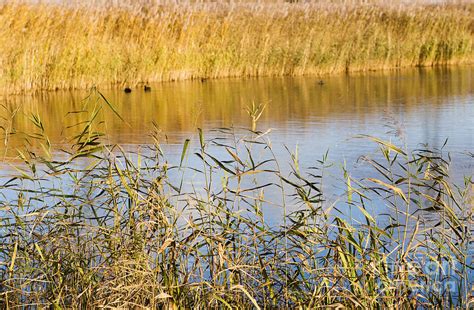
[0,1,473,94]
[0,89,472,308]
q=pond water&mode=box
[2,65,473,173]
[1,65,473,224]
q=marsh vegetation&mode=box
[0,1,473,94]
[0,89,472,308]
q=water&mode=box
[1,65,472,222]
[2,65,473,171]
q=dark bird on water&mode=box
[144,85,151,92]
[318,80,324,85]
[124,87,132,93]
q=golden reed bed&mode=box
[0,0,473,94]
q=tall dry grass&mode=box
[0,1,473,94]
[0,89,473,308]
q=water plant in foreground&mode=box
[0,90,472,308]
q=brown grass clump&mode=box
[0,1,473,94]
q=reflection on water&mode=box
[0,66,473,171]
[0,65,472,237]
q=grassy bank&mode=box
[0,90,473,308]
[0,1,473,94]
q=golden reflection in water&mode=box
[0,66,472,158]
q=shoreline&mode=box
[2,62,473,97]
[3,62,473,97]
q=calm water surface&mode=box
[3,66,473,164]
[1,66,473,222]
[1,66,474,282]
[0,65,473,302]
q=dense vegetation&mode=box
[0,1,473,94]
[0,90,472,308]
